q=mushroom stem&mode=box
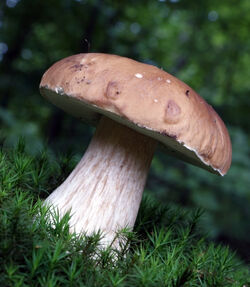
[45,116,157,247]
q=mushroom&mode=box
[40,53,232,248]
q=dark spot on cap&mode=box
[71,64,84,71]
[105,81,122,100]
[160,131,177,140]
[164,100,181,124]
[75,77,81,84]
[185,90,190,97]
[87,61,94,66]
[200,152,211,161]
[168,134,177,140]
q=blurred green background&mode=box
[0,0,249,263]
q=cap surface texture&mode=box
[40,53,232,175]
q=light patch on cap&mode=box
[55,86,64,95]
[135,73,143,78]
[157,77,162,81]
[154,99,158,103]
[166,79,171,84]
[80,58,87,64]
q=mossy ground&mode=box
[0,142,249,286]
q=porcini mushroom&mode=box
[40,53,232,248]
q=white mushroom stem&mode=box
[45,116,157,247]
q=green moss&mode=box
[0,143,249,287]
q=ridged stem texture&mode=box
[45,116,156,247]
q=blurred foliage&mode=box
[0,0,250,263]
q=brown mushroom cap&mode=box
[40,53,232,175]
